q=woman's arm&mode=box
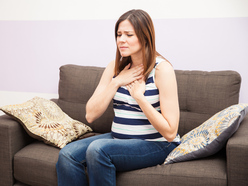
[127,62,179,142]
[85,60,117,123]
[85,60,144,123]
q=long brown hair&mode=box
[114,9,157,80]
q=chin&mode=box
[120,53,130,57]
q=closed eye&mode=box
[117,34,133,37]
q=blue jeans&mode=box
[56,133,177,186]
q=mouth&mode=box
[119,46,128,50]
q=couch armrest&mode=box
[227,114,248,186]
[0,115,33,186]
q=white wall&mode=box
[1,0,248,116]
[1,0,248,20]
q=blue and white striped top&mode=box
[111,57,181,143]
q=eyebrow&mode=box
[117,30,134,33]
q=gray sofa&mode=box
[0,64,248,186]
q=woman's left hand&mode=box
[126,77,146,99]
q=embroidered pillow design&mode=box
[164,103,248,164]
[0,97,92,148]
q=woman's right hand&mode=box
[114,63,144,87]
[86,61,143,123]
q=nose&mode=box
[119,35,126,42]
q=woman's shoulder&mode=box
[107,60,116,68]
[155,59,177,88]
[155,58,174,74]
[105,60,116,72]
[155,57,176,82]
[101,60,116,79]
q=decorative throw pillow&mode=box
[164,103,248,164]
[0,97,92,148]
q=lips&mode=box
[119,46,128,50]
[120,47,128,52]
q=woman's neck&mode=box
[131,54,143,67]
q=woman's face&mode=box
[116,20,142,58]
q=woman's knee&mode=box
[57,142,84,166]
[57,144,87,174]
[57,146,74,168]
[86,140,110,163]
[86,140,101,157]
[56,149,72,175]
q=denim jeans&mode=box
[56,133,177,186]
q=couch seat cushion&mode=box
[14,141,59,186]
[14,141,227,186]
[116,151,227,186]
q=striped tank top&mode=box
[111,57,181,143]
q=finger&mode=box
[133,69,144,78]
[135,64,144,71]
[124,63,131,70]
[134,74,144,81]
[137,66,144,74]
[126,84,131,91]
[131,64,143,71]
[139,76,145,82]
[136,63,144,68]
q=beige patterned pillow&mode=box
[0,97,92,148]
[164,103,248,164]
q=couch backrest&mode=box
[175,70,241,135]
[58,64,241,135]
[58,65,113,133]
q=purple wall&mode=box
[0,17,247,102]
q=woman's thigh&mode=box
[88,138,177,171]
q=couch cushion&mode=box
[175,70,241,136]
[15,142,226,186]
[116,150,227,186]
[58,65,114,133]
[14,141,59,186]
[14,142,227,186]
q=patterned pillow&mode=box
[0,97,92,148]
[164,103,248,164]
